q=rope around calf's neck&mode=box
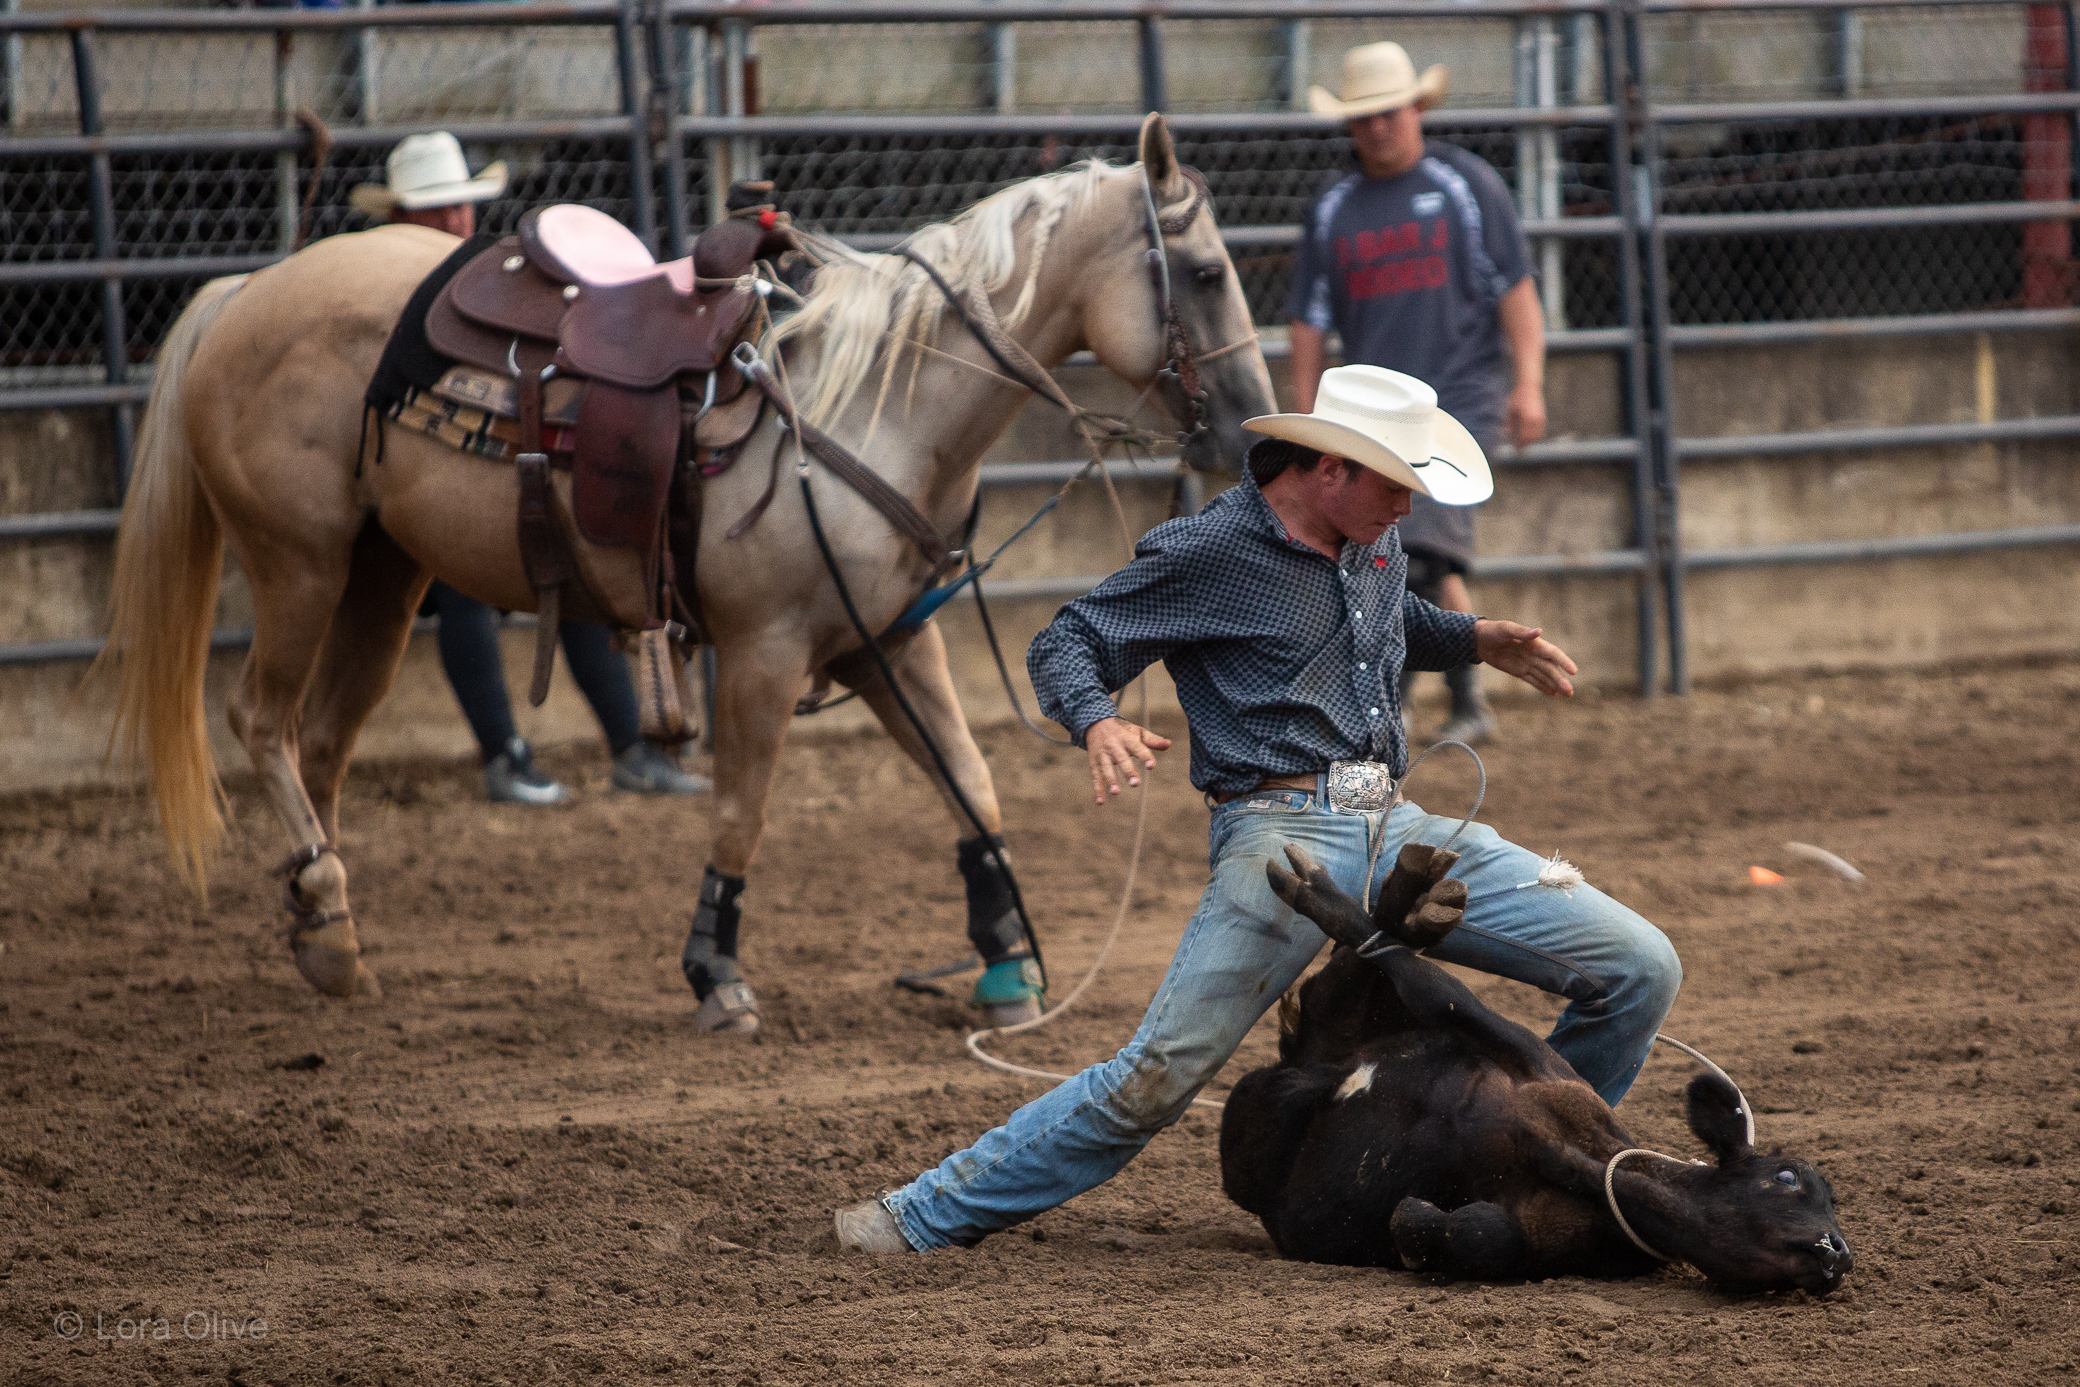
[1602,1035,1757,1263]
[1603,1147,1695,1262]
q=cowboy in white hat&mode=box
[1292,40,1550,749]
[834,366,1681,1255]
[350,131,508,238]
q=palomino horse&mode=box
[105,115,1274,1032]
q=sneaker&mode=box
[484,737,568,805]
[834,1197,915,1253]
[612,741,713,795]
[1433,696,1498,748]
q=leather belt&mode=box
[1209,773,1318,806]
[1209,760,1401,813]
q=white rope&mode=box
[959,384,1233,1107]
[1652,1031,1756,1146]
[958,764,1230,1106]
[1602,1147,1697,1261]
[1603,1033,1754,1263]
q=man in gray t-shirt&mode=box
[1286,40,1548,745]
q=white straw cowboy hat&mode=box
[1244,365,1492,505]
[349,132,508,216]
[1308,41,1449,119]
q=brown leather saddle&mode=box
[422,201,782,715]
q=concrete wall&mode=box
[7,325,2076,792]
[2,7,2032,134]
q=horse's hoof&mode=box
[973,959,1045,1029]
[695,980,760,1035]
[290,916,366,999]
[982,996,1044,1028]
[293,940,363,999]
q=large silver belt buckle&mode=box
[1325,760,1396,814]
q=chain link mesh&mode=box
[0,7,2065,382]
[1661,111,2039,321]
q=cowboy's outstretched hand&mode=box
[1084,716,1172,805]
[1474,619,1577,697]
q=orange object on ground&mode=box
[1749,865,1784,886]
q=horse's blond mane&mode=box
[767,159,1118,430]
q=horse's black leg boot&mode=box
[958,833,1028,965]
[681,866,746,1000]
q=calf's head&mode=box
[1620,1072,1853,1293]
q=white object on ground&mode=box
[1784,841,1865,882]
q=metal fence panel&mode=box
[1,0,2076,695]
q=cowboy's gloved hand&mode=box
[1475,619,1577,697]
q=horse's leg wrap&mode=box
[681,866,747,1001]
[957,833,1027,965]
[959,834,1042,1019]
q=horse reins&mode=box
[756,162,1242,1075]
[729,164,1236,588]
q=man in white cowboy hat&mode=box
[833,366,1679,1253]
[353,132,711,805]
[1289,40,1550,749]
[350,131,508,238]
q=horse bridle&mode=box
[734,163,1241,574]
[1138,163,1214,456]
[897,161,1241,458]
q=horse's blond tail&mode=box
[100,274,247,896]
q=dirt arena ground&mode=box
[4,659,2079,1385]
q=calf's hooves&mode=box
[1445,1202,1528,1282]
[1398,879,1467,950]
[1265,844,1373,948]
[1390,1196,1451,1274]
[1373,845,1465,949]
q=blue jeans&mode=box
[887,791,1681,1251]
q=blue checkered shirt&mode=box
[1028,473,1480,794]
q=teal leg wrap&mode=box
[972,958,1044,1007]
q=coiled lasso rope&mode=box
[960,442,1180,1096]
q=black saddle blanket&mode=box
[366,231,498,415]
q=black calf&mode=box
[1218,844,1852,1292]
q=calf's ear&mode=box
[1685,1072,1754,1165]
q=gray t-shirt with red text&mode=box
[1284,143,1531,566]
